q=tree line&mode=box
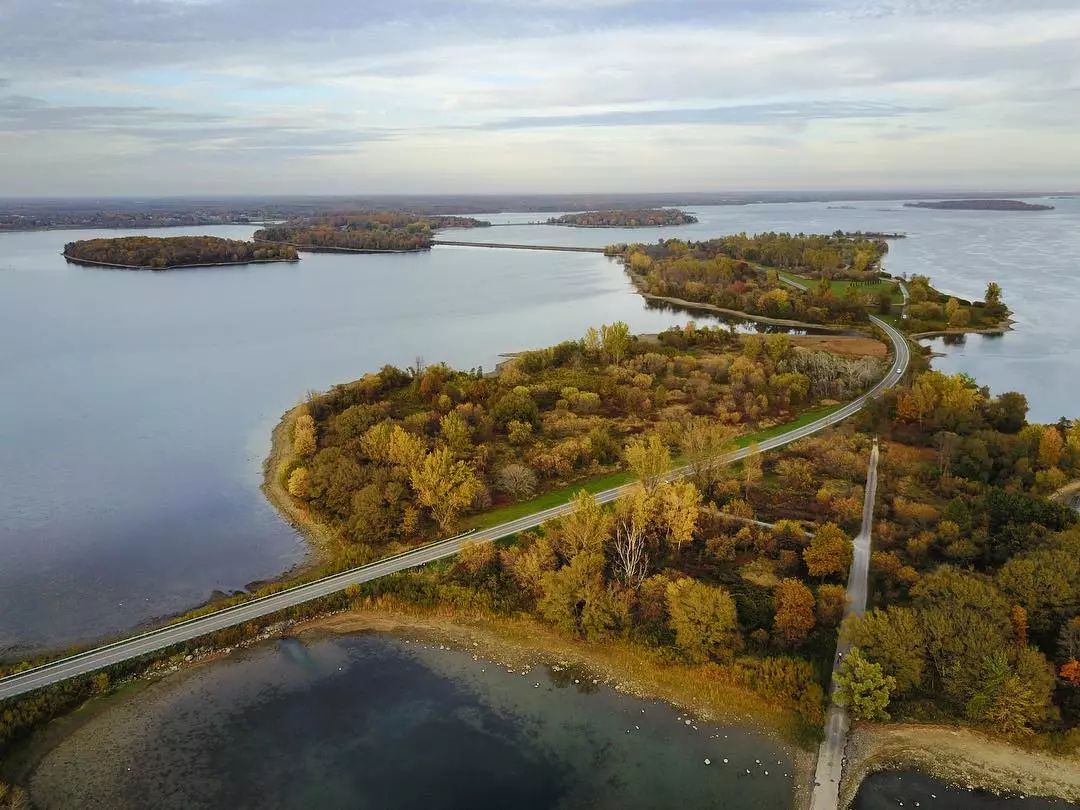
[547,209,698,227]
[254,212,489,252]
[63,236,298,269]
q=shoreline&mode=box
[839,722,1080,808]
[910,316,1015,339]
[61,252,299,271]
[251,237,428,254]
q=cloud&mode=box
[471,100,935,130]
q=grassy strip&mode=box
[778,270,903,303]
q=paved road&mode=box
[0,315,907,703]
[809,440,881,810]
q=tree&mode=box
[658,480,701,552]
[496,464,538,501]
[803,522,854,579]
[965,649,1054,735]
[287,466,311,499]
[387,425,427,470]
[555,490,613,559]
[600,321,632,365]
[680,417,736,494]
[843,607,926,695]
[439,410,472,453]
[625,434,671,492]
[665,577,739,661]
[743,444,763,498]
[613,493,651,589]
[773,578,816,646]
[409,447,483,532]
[538,552,620,640]
[816,584,848,626]
[834,647,896,721]
[292,413,317,457]
[1038,426,1064,469]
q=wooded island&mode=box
[547,208,698,227]
[63,236,299,269]
[254,213,490,253]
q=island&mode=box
[904,199,1054,211]
[62,236,299,270]
[546,208,698,227]
[253,213,489,253]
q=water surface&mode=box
[28,633,793,809]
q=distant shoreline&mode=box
[251,237,427,255]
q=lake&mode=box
[3,199,1079,809]
[2,197,1077,654]
[27,632,794,809]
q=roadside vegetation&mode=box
[62,235,298,269]
[254,212,488,252]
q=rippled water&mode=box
[28,633,793,809]
[855,770,1076,810]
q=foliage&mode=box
[548,209,698,227]
[834,647,896,721]
[64,235,297,268]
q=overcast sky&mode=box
[2,0,1078,195]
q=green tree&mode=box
[843,607,926,695]
[600,321,632,365]
[439,410,472,453]
[665,577,739,661]
[834,647,896,721]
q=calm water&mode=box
[855,770,1077,810]
[477,198,1080,422]
[2,198,1078,653]
[0,225,753,655]
[28,633,793,809]
[4,201,1078,809]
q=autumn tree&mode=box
[816,584,848,626]
[293,413,317,457]
[743,444,763,498]
[665,577,739,661]
[843,607,926,695]
[496,464,538,501]
[773,578,816,646]
[287,466,311,499]
[409,447,483,532]
[439,410,472,453]
[803,522,854,579]
[625,434,671,492]
[600,321,631,365]
[658,480,701,553]
[834,647,896,721]
[555,490,613,559]
[680,417,736,494]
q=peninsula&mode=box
[546,208,698,227]
[62,235,298,270]
[904,199,1054,211]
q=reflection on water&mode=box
[28,634,793,810]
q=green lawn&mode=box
[465,402,845,531]
[778,271,903,304]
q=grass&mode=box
[465,402,845,530]
[778,270,904,304]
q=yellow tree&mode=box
[292,413,317,458]
[556,490,614,559]
[1038,426,1064,469]
[803,522,854,579]
[388,425,427,470]
[658,480,701,553]
[742,444,763,498]
[625,434,671,492]
[774,578,816,645]
[409,447,483,532]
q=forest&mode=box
[254,213,489,252]
[62,236,298,269]
[281,323,882,556]
[547,209,698,227]
[618,238,874,324]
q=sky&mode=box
[1,0,1079,196]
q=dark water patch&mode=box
[855,770,1079,810]
[28,633,792,809]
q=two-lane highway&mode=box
[0,314,908,703]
